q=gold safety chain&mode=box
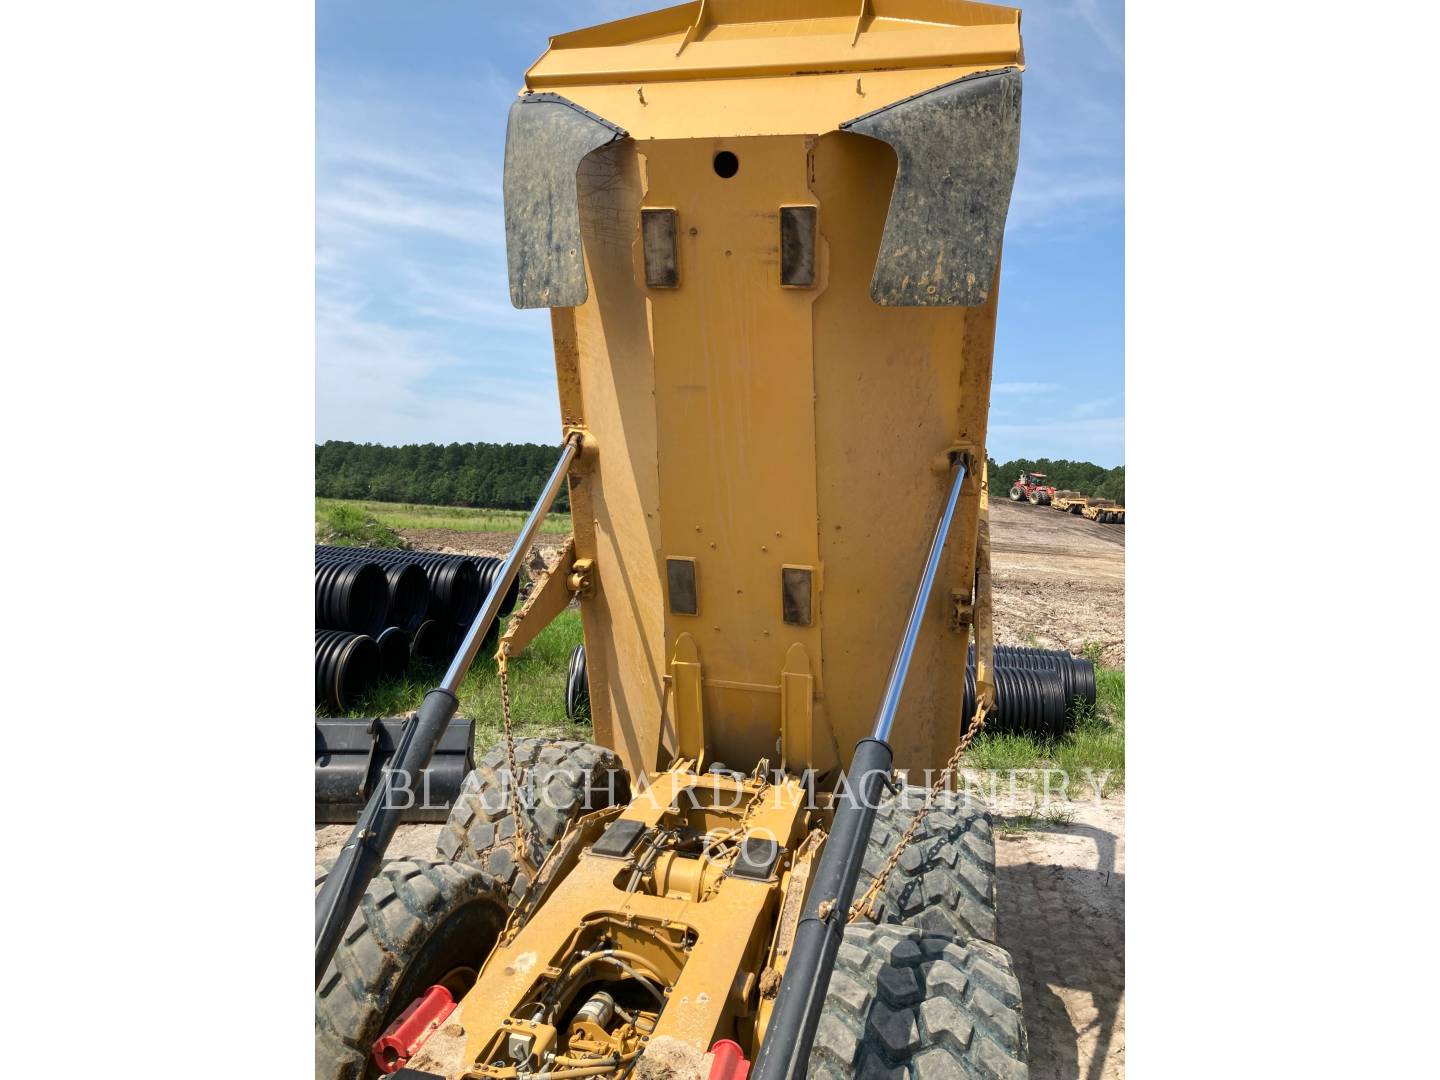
[491,538,572,874]
[494,641,534,872]
[847,699,990,923]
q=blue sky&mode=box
[317,0,1124,466]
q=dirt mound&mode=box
[989,498,1125,667]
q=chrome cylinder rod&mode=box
[442,433,580,691]
[870,453,968,741]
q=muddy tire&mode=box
[808,923,1028,1078]
[1027,491,1041,505]
[315,858,508,1080]
[856,786,999,944]
[436,737,629,907]
[1008,486,1023,501]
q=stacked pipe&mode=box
[315,545,524,711]
[970,644,1097,712]
[565,644,589,721]
[315,630,382,713]
[965,644,1098,739]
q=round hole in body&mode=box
[713,151,739,178]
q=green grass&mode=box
[317,498,573,537]
[326,610,592,752]
[315,502,409,548]
[963,665,1125,802]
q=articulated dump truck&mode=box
[316,2,1029,1077]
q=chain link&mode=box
[847,698,990,924]
[490,540,571,874]
[495,643,535,873]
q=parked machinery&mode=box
[316,3,1034,1077]
[1008,470,1056,505]
[1083,499,1126,524]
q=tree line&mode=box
[316,441,571,511]
[316,441,1124,511]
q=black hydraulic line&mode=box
[315,435,580,987]
[752,454,968,1080]
[313,687,459,986]
[752,737,893,1080]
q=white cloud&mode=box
[1070,395,1118,418]
[989,416,1125,444]
[993,381,1062,395]
[315,294,559,445]
[1072,0,1124,59]
[315,73,568,446]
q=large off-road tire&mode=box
[315,858,508,1080]
[808,923,1029,1078]
[1008,486,1023,501]
[436,737,629,907]
[856,787,999,944]
[1027,491,1042,505]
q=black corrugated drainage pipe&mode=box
[314,630,382,712]
[374,627,410,679]
[316,554,431,634]
[565,643,589,721]
[318,546,484,625]
[315,561,389,637]
[408,620,449,665]
[963,666,1070,740]
[971,643,1097,714]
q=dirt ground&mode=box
[397,528,570,565]
[996,796,1126,1080]
[988,498,1125,668]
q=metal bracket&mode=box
[562,425,594,457]
[779,642,837,776]
[567,558,596,597]
[670,633,706,768]
[950,590,974,633]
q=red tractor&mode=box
[1009,470,1057,505]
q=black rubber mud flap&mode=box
[503,93,628,309]
[841,67,1022,307]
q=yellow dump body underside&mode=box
[541,0,1021,781]
[527,0,1021,138]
